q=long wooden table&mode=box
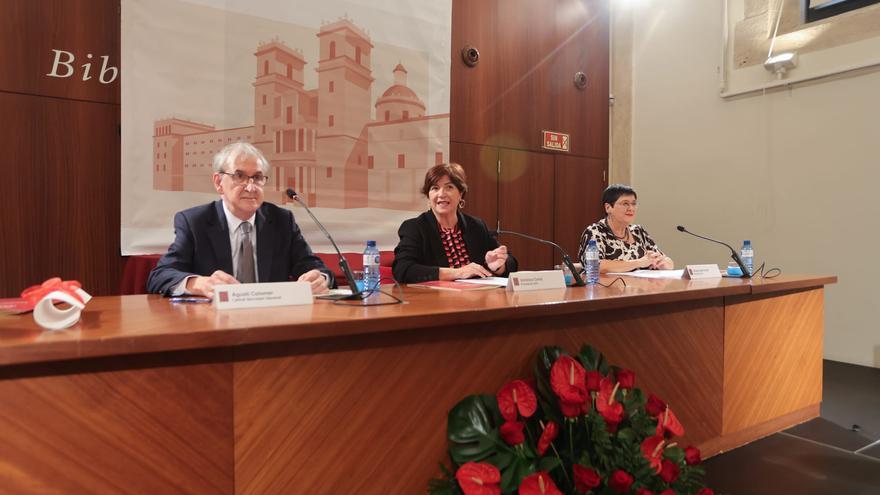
[0,274,835,494]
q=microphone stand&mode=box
[676,226,752,279]
[494,229,586,286]
[285,189,363,299]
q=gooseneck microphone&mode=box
[676,225,751,278]
[492,229,586,286]
[285,189,362,297]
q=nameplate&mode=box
[213,282,313,310]
[507,270,567,292]
[683,264,722,279]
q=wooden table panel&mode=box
[233,298,725,494]
[0,275,835,494]
[722,288,824,435]
[0,354,234,495]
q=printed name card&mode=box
[507,270,567,292]
[213,282,313,310]
[683,264,722,280]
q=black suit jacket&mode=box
[147,200,333,295]
[392,210,517,283]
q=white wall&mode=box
[628,0,880,367]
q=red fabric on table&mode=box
[120,255,161,295]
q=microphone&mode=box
[285,189,362,297]
[676,225,751,278]
[491,229,585,286]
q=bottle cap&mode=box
[366,240,376,247]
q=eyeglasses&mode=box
[615,201,638,209]
[219,170,268,186]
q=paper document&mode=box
[454,276,509,287]
[606,269,684,279]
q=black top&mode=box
[147,200,333,295]
[392,210,518,283]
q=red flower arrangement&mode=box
[428,345,714,495]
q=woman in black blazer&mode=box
[392,163,518,283]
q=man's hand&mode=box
[186,270,238,298]
[485,245,509,274]
[298,269,329,294]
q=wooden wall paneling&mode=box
[498,148,555,269]
[0,92,123,297]
[554,155,606,258]
[722,289,824,434]
[449,141,499,228]
[492,0,560,151]
[0,354,234,494]
[232,298,724,494]
[450,0,501,145]
[549,0,610,158]
[0,0,120,103]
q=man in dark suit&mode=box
[147,142,332,297]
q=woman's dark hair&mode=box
[421,163,468,198]
[602,183,637,207]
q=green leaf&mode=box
[427,463,463,495]
[616,427,636,444]
[622,388,646,414]
[448,395,493,443]
[448,396,508,464]
[664,446,685,464]
[578,345,609,374]
[537,456,562,472]
[499,455,535,493]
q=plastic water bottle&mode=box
[363,240,381,291]
[741,240,754,277]
[584,239,600,285]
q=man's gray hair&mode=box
[212,142,271,174]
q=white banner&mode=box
[121,0,451,254]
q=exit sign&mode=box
[542,130,570,152]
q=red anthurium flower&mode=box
[537,421,559,455]
[596,377,624,432]
[685,445,702,465]
[645,393,667,417]
[559,399,582,418]
[659,459,680,484]
[497,379,538,422]
[573,464,601,493]
[601,401,624,432]
[616,368,635,389]
[519,472,562,495]
[640,435,666,473]
[635,489,656,495]
[499,420,526,446]
[659,490,676,495]
[608,470,634,494]
[550,355,587,405]
[695,488,715,495]
[655,406,685,438]
[455,462,501,495]
[585,370,601,391]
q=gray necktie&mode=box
[238,222,256,283]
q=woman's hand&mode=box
[650,254,674,270]
[635,252,662,269]
[485,245,509,274]
[455,262,494,279]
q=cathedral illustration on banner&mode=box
[151,17,449,209]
